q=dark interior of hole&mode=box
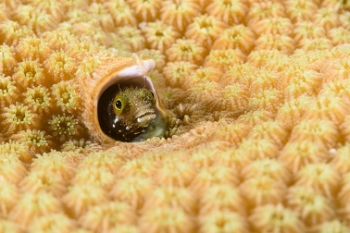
[98,81,149,142]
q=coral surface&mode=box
[1,0,350,232]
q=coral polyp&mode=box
[1,103,38,136]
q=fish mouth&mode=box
[132,107,172,142]
[134,104,157,128]
[136,112,156,128]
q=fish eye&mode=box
[113,95,127,114]
[115,100,122,109]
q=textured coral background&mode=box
[1,0,350,232]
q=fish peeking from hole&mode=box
[79,57,178,143]
[98,85,171,142]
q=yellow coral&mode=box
[154,160,195,187]
[241,158,291,184]
[215,83,249,112]
[212,25,255,54]
[240,176,287,209]
[19,170,66,197]
[252,17,293,35]
[295,163,341,198]
[24,86,52,114]
[0,20,34,46]
[1,103,39,136]
[185,67,223,87]
[142,186,196,215]
[44,50,77,82]
[72,167,115,191]
[289,119,339,149]
[163,61,197,88]
[287,186,336,227]
[247,1,285,26]
[199,210,249,233]
[206,0,247,25]
[204,49,246,71]
[13,60,47,88]
[285,0,318,22]
[111,176,153,210]
[279,140,329,173]
[9,192,62,228]
[190,166,239,194]
[249,204,306,233]
[160,0,201,33]
[139,206,195,233]
[104,0,137,27]
[28,213,75,233]
[63,184,108,218]
[12,5,57,35]
[185,14,228,48]
[11,130,51,155]
[0,45,17,75]
[166,38,206,65]
[128,0,162,22]
[31,152,75,181]
[48,114,84,143]
[0,75,18,107]
[141,20,180,53]
[79,201,137,233]
[51,80,81,113]
[247,120,290,148]
[255,34,295,54]
[330,144,350,174]
[0,179,20,217]
[293,21,326,42]
[1,0,350,231]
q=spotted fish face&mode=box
[98,85,162,142]
[80,57,177,143]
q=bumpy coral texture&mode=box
[1,0,350,232]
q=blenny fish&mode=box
[77,56,176,143]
